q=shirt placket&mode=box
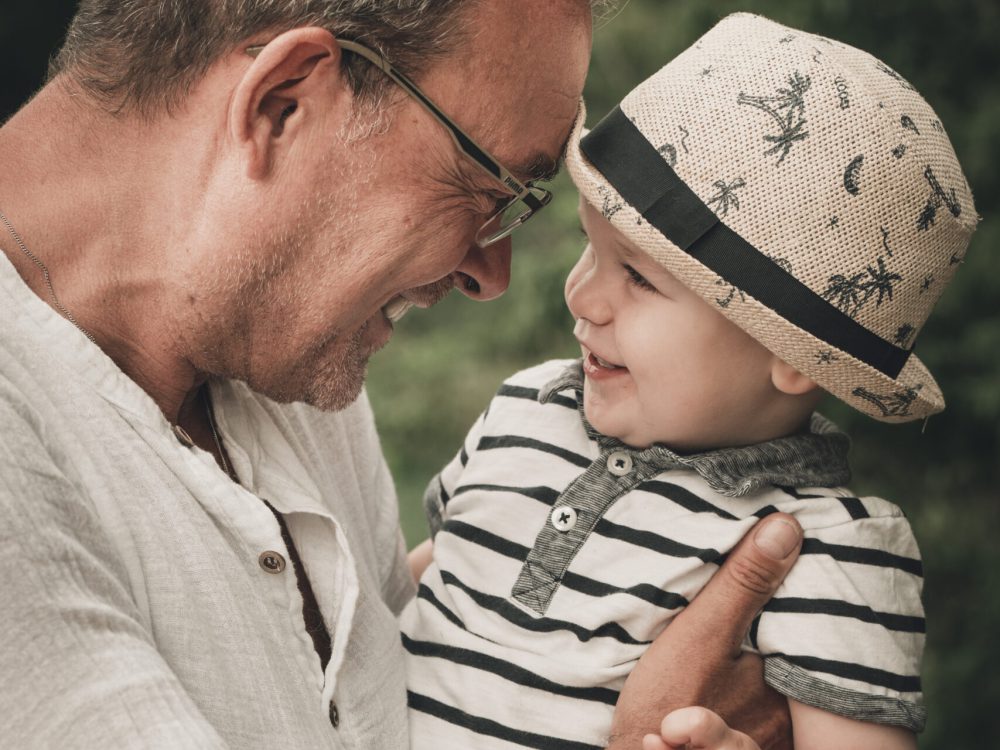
[511,447,674,615]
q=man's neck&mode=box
[0,79,214,423]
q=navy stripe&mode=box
[594,517,723,563]
[443,520,689,611]
[765,597,925,633]
[402,634,619,706]
[416,583,468,632]
[452,483,561,505]
[497,384,541,401]
[838,496,870,519]
[459,444,469,467]
[580,106,911,378]
[562,571,689,611]
[636,480,739,519]
[801,538,923,577]
[477,435,592,469]
[443,519,531,559]
[775,653,922,693]
[497,383,578,411]
[408,691,603,750]
[440,570,649,645]
[437,478,451,508]
[748,613,762,650]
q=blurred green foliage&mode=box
[4,1,996,746]
[367,1,1000,746]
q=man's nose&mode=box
[451,236,512,301]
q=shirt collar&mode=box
[539,360,851,497]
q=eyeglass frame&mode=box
[245,38,553,247]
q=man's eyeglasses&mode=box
[246,38,552,247]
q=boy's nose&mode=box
[565,262,613,325]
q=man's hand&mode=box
[608,513,803,750]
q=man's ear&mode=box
[770,357,819,396]
[230,28,350,179]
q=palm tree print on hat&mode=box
[892,144,907,159]
[881,226,894,257]
[816,350,839,365]
[844,155,864,195]
[596,184,624,220]
[901,115,920,135]
[714,276,745,308]
[876,60,916,91]
[894,324,916,347]
[737,72,811,165]
[658,142,678,167]
[821,255,903,318]
[853,384,921,418]
[917,166,962,231]
[707,178,746,216]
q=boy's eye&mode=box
[624,264,656,291]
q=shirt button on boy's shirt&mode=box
[550,506,578,532]
[607,451,633,476]
[329,702,340,728]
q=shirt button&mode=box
[607,450,633,476]
[550,506,577,532]
[329,701,340,728]
[258,551,286,574]
[172,424,194,448]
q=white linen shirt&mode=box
[0,251,415,748]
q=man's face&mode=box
[566,199,780,451]
[232,1,592,410]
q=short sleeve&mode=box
[752,505,927,732]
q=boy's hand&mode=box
[608,514,803,750]
[642,707,760,750]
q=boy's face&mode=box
[566,198,782,451]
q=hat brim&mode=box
[564,112,944,423]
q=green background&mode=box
[4,1,997,746]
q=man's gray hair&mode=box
[50,0,617,117]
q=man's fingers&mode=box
[671,514,803,655]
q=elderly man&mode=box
[0,1,802,747]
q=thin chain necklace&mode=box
[203,386,238,482]
[0,209,98,345]
[0,209,237,471]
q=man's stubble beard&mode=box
[197,185,386,412]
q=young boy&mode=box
[400,13,977,749]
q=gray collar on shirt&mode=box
[538,360,851,497]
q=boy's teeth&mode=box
[594,354,619,369]
[383,296,413,323]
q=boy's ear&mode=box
[229,27,350,179]
[770,357,820,396]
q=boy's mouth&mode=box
[590,352,623,370]
[583,350,628,374]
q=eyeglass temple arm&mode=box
[245,39,530,198]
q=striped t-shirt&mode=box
[399,359,925,749]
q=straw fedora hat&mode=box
[566,13,978,422]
